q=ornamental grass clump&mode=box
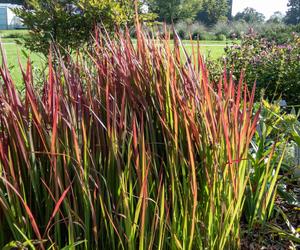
[0,27,260,249]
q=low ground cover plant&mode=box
[0,27,298,249]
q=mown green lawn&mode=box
[0,30,233,87]
[1,43,45,88]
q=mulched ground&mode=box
[241,184,300,250]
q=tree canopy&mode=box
[285,0,300,25]
[14,0,137,55]
[0,0,24,4]
[147,0,232,25]
[196,0,229,25]
[147,0,202,23]
[267,11,284,24]
[234,7,265,23]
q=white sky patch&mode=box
[232,0,289,19]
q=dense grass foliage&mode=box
[0,30,226,85]
[0,28,266,249]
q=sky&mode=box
[232,0,289,19]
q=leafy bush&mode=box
[198,32,217,40]
[212,20,252,39]
[230,21,257,39]
[174,21,209,40]
[0,28,264,249]
[243,100,300,245]
[14,0,138,55]
[173,19,300,43]
[245,101,290,227]
[223,32,300,105]
[260,23,300,44]
[213,21,233,36]
[175,20,233,40]
[189,21,208,39]
[174,21,190,39]
[217,34,226,41]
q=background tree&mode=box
[147,0,202,23]
[285,0,300,25]
[196,0,229,25]
[0,0,24,4]
[227,0,233,20]
[234,7,265,23]
[14,0,137,55]
[267,11,284,24]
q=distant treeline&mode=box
[0,0,23,4]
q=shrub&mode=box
[245,101,291,227]
[198,32,217,40]
[0,28,262,249]
[212,20,250,39]
[229,20,250,38]
[213,21,232,37]
[173,20,299,42]
[174,21,190,39]
[14,0,140,55]
[224,32,300,105]
[217,34,226,41]
[174,20,249,40]
[259,23,300,44]
[189,21,208,39]
[174,21,209,40]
